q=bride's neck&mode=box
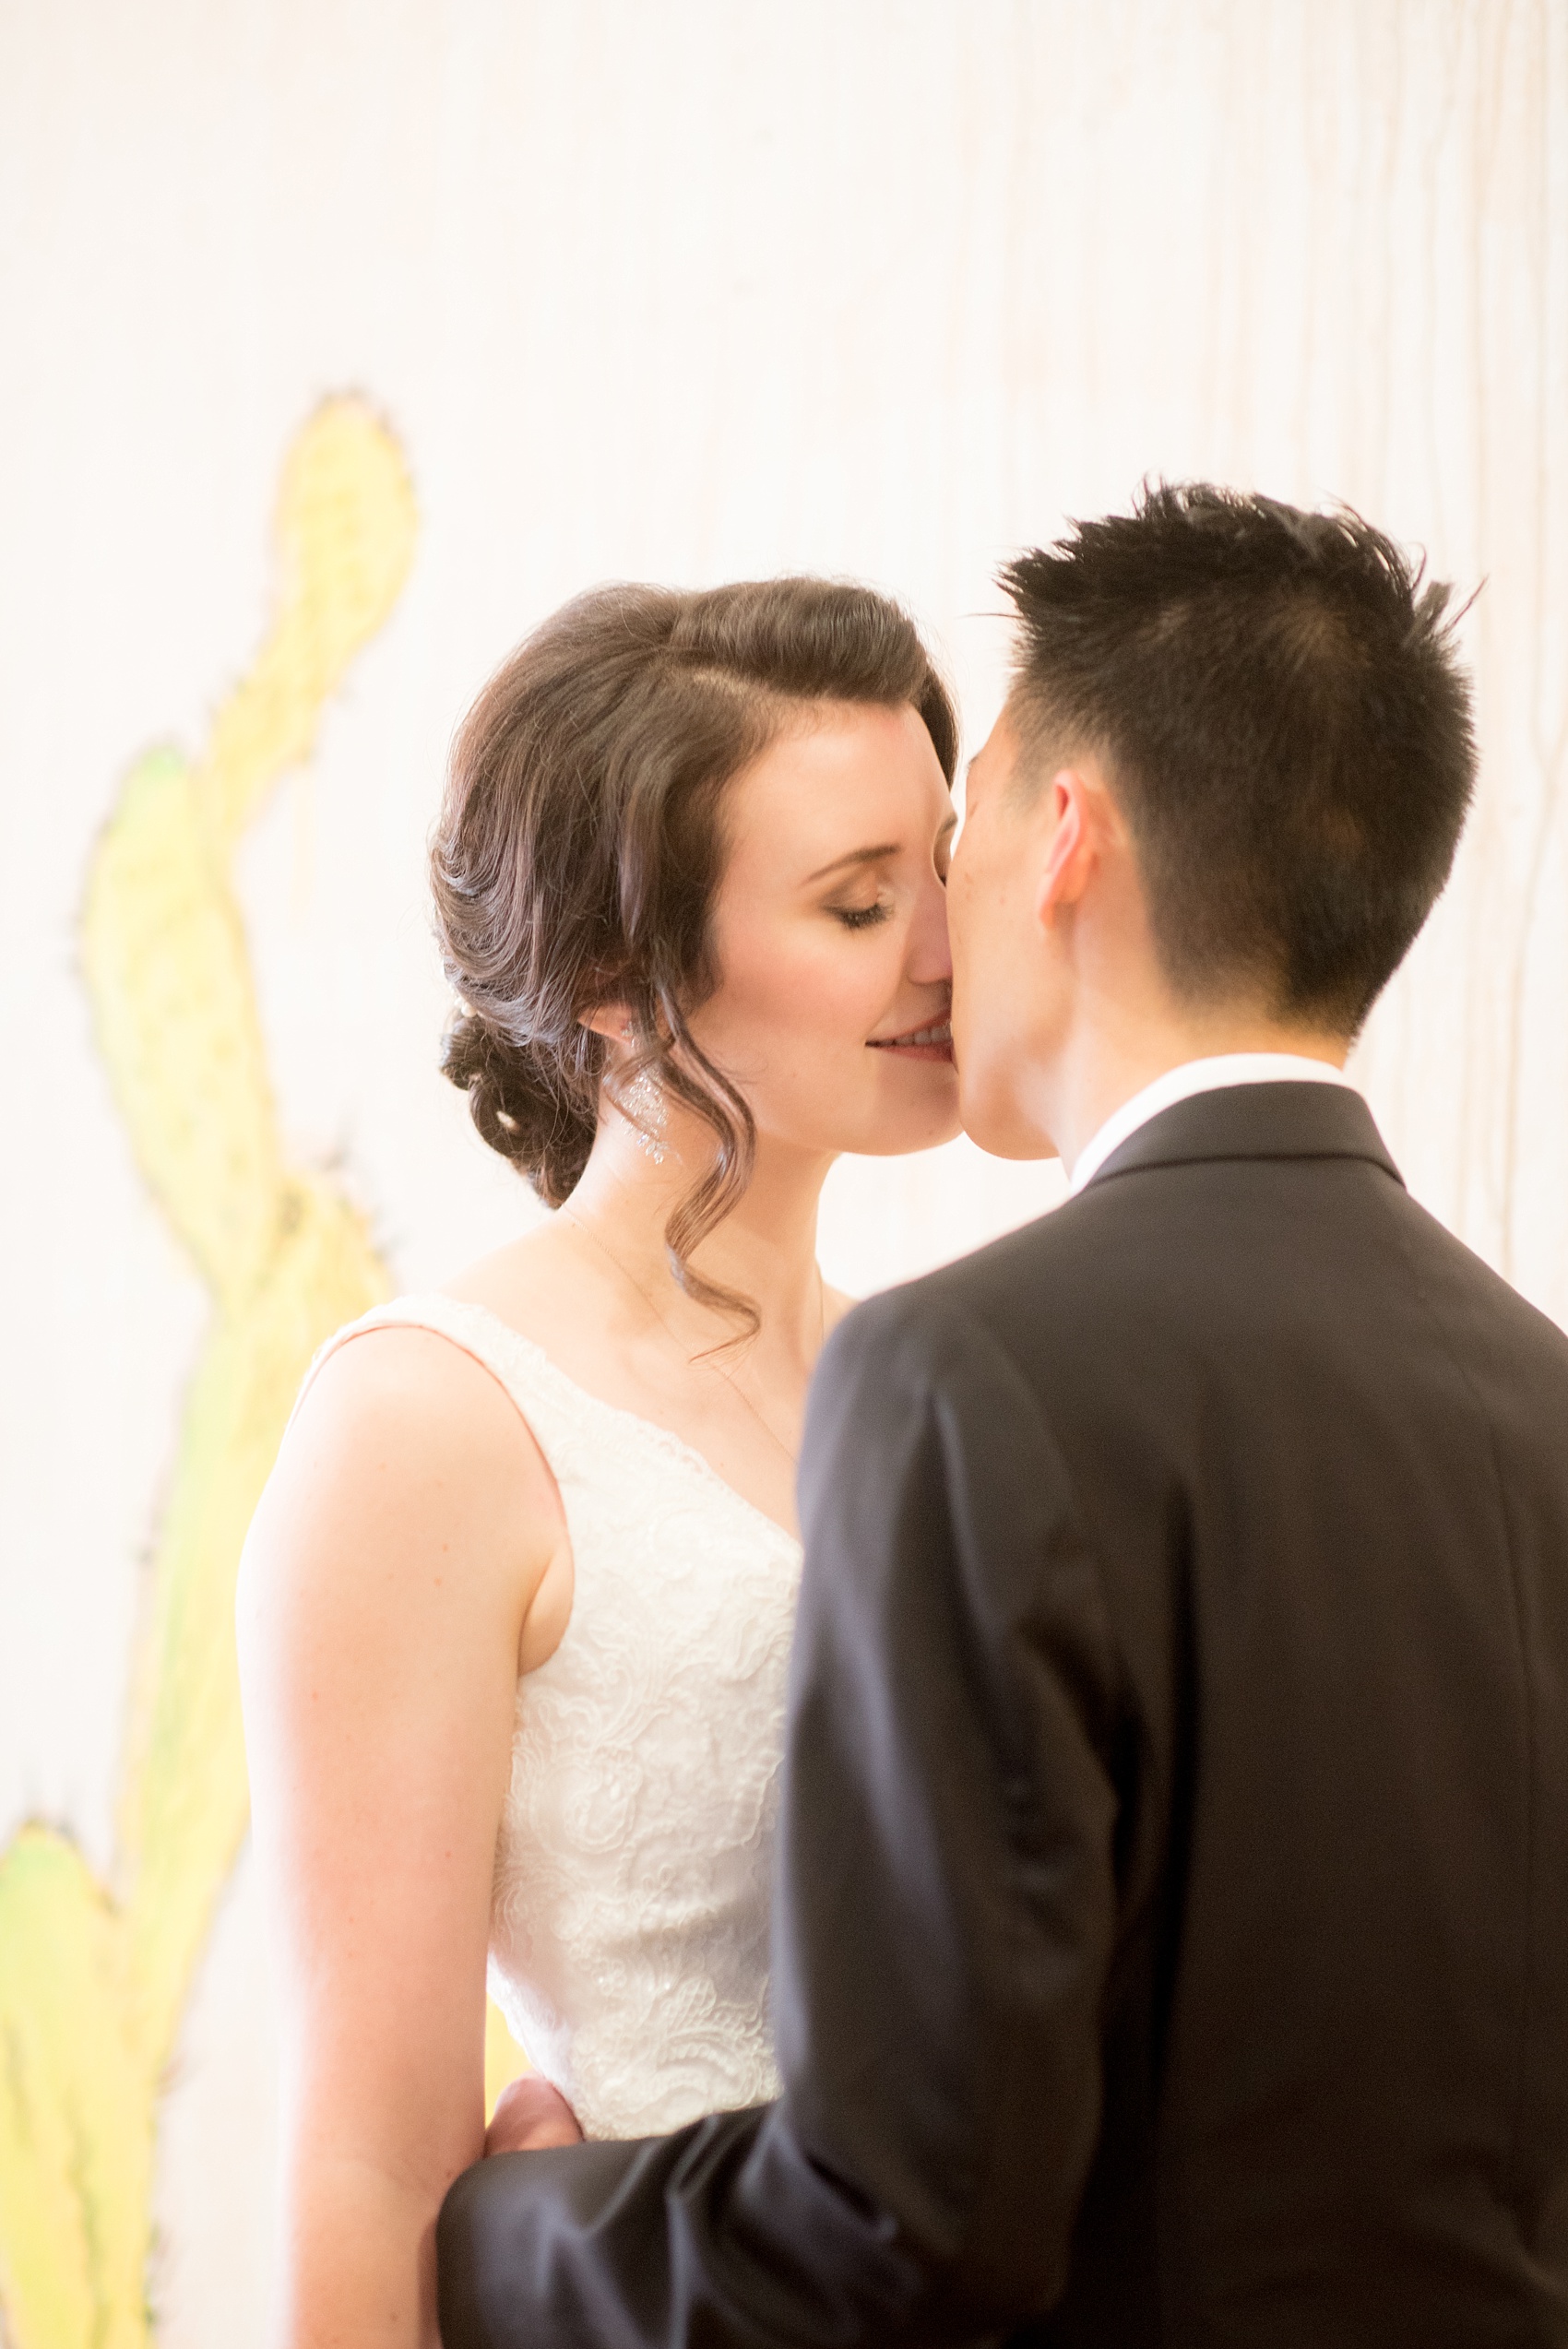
[560,1115,833,1364]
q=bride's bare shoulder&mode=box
[293,1315,505,1434]
[239,1318,564,1683]
[259,1307,559,1564]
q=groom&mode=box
[439,486,1568,2344]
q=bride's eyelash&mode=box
[832,902,893,931]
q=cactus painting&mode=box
[0,397,524,2348]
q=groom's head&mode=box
[948,482,1477,1158]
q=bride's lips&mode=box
[867,1017,955,1064]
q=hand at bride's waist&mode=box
[484,2073,585,2156]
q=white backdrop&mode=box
[2,3,1564,2339]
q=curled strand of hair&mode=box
[655,1008,759,1347]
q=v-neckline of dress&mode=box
[436,1293,805,1557]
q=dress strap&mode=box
[289,1294,598,1488]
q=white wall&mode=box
[1,3,1563,2339]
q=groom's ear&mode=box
[1031,765,1101,926]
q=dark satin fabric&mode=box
[439,1085,1568,2349]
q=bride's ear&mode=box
[580,1002,635,1047]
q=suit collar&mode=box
[1083,1080,1405,1192]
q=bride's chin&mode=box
[857,1098,966,1157]
[763,1070,962,1158]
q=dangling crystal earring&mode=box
[618,1024,668,1163]
[623,1067,668,1163]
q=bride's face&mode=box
[687,701,961,1160]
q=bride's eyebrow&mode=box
[805,810,956,885]
[804,843,900,884]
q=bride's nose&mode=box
[906,867,954,990]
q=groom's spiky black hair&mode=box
[1000,481,1477,1037]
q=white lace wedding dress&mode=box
[307,1292,803,2141]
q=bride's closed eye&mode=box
[830,900,894,931]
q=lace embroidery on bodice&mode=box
[303,1293,802,2141]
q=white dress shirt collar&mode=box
[1068,1053,1357,1196]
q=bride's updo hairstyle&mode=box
[434,576,957,1310]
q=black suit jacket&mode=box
[439,1085,1568,2347]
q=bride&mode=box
[238,575,962,2348]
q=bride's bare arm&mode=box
[238,1329,567,2349]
